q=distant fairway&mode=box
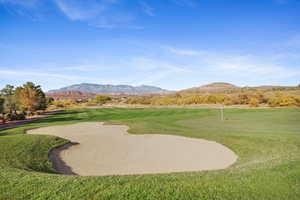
[0,108,300,200]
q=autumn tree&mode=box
[16,82,47,115]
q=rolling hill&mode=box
[180,82,240,93]
[179,82,300,94]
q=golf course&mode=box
[0,108,299,200]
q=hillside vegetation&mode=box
[125,82,300,107]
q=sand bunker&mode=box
[27,122,237,176]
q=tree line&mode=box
[0,82,49,123]
[50,95,112,108]
[47,91,300,108]
[125,91,300,107]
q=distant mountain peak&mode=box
[179,82,299,94]
[180,82,239,93]
[199,82,238,88]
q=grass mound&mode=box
[0,135,67,173]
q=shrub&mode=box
[16,113,26,120]
[5,113,26,121]
[125,97,152,105]
[279,96,297,106]
[268,98,280,107]
[85,101,98,106]
[51,100,77,108]
[95,95,111,105]
[249,98,259,107]
[52,101,65,108]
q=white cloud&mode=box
[0,0,198,28]
[0,0,137,28]
[53,0,138,29]
[0,69,133,91]
[131,57,187,72]
[61,65,108,71]
[53,0,109,21]
[165,46,203,56]
[92,12,140,29]
[0,70,85,80]
[130,57,189,85]
[140,1,155,16]
[167,47,300,81]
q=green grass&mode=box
[0,108,300,200]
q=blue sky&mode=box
[0,0,300,91]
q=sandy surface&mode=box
[27,122,237,176]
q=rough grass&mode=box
[0,108,300,200]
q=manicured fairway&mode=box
[0,108,300,200]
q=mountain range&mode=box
[48,82,299,97]
[48,83,173,94]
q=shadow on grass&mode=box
[49,142,79,175]
[34,110,87,124]
[36,116,84,124]
[51,110,86,115]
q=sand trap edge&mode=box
[49,142,78,175]
[27,122,238,176]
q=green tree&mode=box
[46,97,54,105]
[0,85,18,115]
[1,84,14,96]
[0,98,5,124]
